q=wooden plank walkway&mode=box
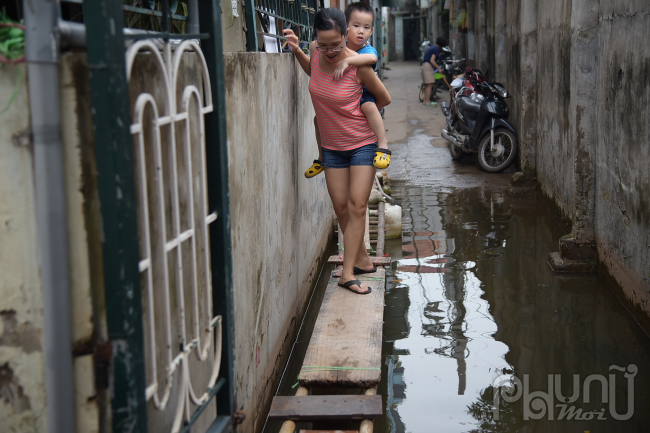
[276,193,392,433]
[299,266,386,388]
[268,395,383,420]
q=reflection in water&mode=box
[378,182,650,433]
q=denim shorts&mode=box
[360,88,376,106]
[321,143,378,168]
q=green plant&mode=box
[0,8,24,114]
[453,10,466,29]
[0,8,24,63]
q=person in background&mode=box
[421,36,447,106]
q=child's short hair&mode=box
[344,2,376,26]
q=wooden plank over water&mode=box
[327,256,391,266]
[300,430,358,433]
[269,395,383,420]
[299,267,387,388]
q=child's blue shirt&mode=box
[356,43,378,70]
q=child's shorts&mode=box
[360,88,376,106]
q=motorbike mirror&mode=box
[493,83,510,98]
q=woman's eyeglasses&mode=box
[315,45,344,53]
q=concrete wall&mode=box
[60,53,105,433]
[223,52,332,433]
[594,0,650,313]
[221,0,246,53]
[0,65,47,433]
[468,0,650,316]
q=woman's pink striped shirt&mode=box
[309,51,377,151]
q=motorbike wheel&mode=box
[478,128,518,172]
[449,141,465,160]
[419,83,426,102]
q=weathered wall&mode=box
[534,0,574,214]
[60,53,105,433]
[594,1,650,312]
[470,0,650,316]
[223,52,333,433]
[221,0,246,53]
[0,54,111,433]
[0,65,47,433]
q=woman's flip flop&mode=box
[338,279,372,295]
[353,265,377,275]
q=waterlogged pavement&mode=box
[264,62,650,433]
[377,185,650,433]
[375,62,650,433]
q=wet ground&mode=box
[263,62,650,433]
[377,62,650,433]
[381,62,516,190]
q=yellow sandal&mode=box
[304,159,324,178]
[373,149,391,169]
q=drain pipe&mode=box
[24,1,75,432]
[187,0,200,34]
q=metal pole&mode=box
[23,0,75,432]
[188,0,200,34]
[245,0,259,51]
[199,0,238,421]
[82,0,149,428]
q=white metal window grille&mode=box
[126,39,221,432]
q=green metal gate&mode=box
[79,1,235,431]
[245,0,320,51]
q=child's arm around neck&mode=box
[345,52,378,67]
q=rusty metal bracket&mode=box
[233,410,246,425]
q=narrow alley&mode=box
[381,62,515,189]
[2,1,649,432]
[266,62,650,433]
[380,62,650,432]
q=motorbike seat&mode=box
[458,96,481,114]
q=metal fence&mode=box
[57,1,236,432]
[245,0,320,51]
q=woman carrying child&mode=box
[284,8,392,295]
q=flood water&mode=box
[264,180,650,433]
[375,181,650,433]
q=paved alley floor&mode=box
[382,61,515,190]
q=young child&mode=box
[286,3,390,178]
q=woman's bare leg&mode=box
[326,166,376,281]
[324,167,350,233]
[335,165,375,293]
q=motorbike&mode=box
[419,46,454,102]
[440,67,518,172]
